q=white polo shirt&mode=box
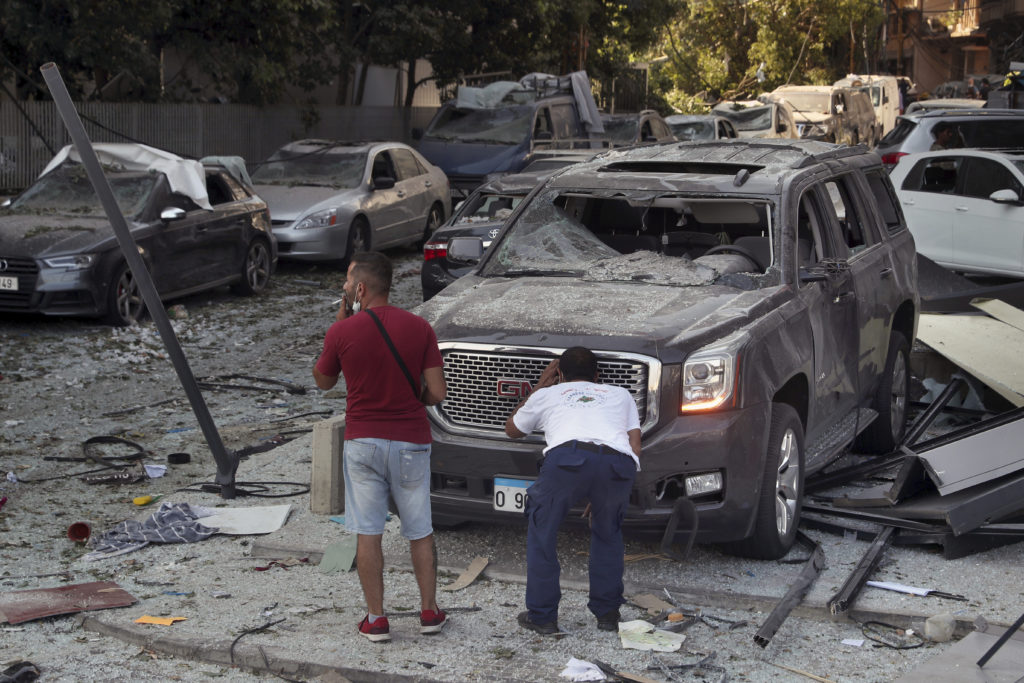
[512,380,641,470]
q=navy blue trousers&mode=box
[524,442,637,624]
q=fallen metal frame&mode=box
[41,63,238,498]
[753,532,824,648]
[827,526,894,616]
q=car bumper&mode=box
[273,224,349,261]
[428,400,771,543]
[0,263,103,317]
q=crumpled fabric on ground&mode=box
[84,502,218,561]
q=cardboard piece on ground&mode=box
[894,627,1024,682]
[0,581,137,624]
[916,313,1024,407]
[441,556,489,592]
[200,504,292,535]
[618,619,686,652]
[973,298,1024,333]
[135,615,186,625]
[319,537,357,574]
[629,593,675,615]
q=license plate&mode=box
[0,276,17,291]
[493,477,533,512]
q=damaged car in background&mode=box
[0,143,276,326]
[251,139,450,267]
[417,139,918,559]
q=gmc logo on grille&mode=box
[496,379,533,398]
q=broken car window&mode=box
[11,164,158,218]
[456,193,525,224]
[423,105,534,145]
[483,189,775,286]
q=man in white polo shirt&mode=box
[505,346,641,635]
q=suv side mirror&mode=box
[372,176,396,190]
[990,188,1023,205]
[447,236,485,265]
[160,207,187,222]
[412,127,424,141]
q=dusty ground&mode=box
[1,248,1022,682]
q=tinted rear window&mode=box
[959,119,1024,147]
[879,118,916,145]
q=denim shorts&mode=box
[342,437,433,540]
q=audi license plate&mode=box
[493,477,532,512]
[0,276,17,291]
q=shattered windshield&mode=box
[602,118,640,144]
[669,121,714,141]
[251,149,365,188]
[781,93,829,113]
[10,165,158,218]
[456,192,526,224]
[716,105,773,132]
[483,188,775,287]
[423,105,534,144]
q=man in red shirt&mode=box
[314,251,447,642]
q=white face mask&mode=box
[351,299,362,313]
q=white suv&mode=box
[890,148,1024,277]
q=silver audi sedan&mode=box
[252,140,450,265]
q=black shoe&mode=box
[517,610,558,635]
[597,609,620,632]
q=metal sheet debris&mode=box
[915,414,1024,495]
[754,532,823,648]
[0,581,136,624]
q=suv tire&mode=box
[724,403,804,559]
[855,331,910,454]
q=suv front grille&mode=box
[438,349,649,432]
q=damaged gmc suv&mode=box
[417,140,918,559]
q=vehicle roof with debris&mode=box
[271,139,399,155]
[541,139,864,195]
[40,142,213,210]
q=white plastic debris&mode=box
[144,464,167,478]
[924,613,956,642]
[618,619,686,652]
[559,657,605,681]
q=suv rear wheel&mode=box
[724,403,804,559]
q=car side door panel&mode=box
[952,157,1024,276]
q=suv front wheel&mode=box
[724,403,804,559]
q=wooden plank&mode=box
[916,314,1024,407]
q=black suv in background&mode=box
[416,140,918,559]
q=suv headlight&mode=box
[294,208,338,230]
[680,331,747,412]
[43,254,97,270]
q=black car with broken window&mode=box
[416,139,918,559]
[0,143,276,326]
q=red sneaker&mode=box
[420,608,447,634]
[358,615,391,642]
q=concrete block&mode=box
[311,415,345,515]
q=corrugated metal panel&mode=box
[0,102,439,193]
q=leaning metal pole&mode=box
[40,62,237,499]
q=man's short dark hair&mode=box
[350,251,392,294]
[559,346,598,381]
[932,121,954,137]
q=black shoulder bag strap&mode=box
[365,309,419,399]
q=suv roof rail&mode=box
[793,144,870,168]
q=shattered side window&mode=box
[485,192,618,275]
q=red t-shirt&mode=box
[315,305,442,444]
